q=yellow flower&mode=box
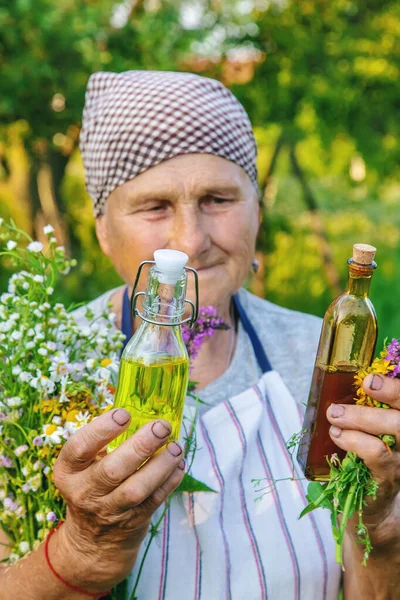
[44,424,57,436]
[100,358,112,367]
[34,399,54,414]
[354,357,394,407]
[64,409,79,422]
[370,357,393,375]
[38,447,50,459]
[39,399,61,414]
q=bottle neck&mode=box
[345,262,375,298]
[142,305,182,326]
[143,278,186,326]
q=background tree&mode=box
[0,0,398,344]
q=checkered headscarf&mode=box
[80,70,258,216]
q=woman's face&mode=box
[95,153,260,310]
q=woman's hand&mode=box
[51,408,185,594]
[326,373,400,546]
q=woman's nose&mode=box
[168,209,211,259]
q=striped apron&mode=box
[120,289,341,599]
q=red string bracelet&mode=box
[44,521,112,598]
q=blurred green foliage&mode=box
[0,0,399,350]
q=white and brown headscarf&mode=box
[80,70,258,216]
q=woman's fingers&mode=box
[93,420,174,493]
[327,426,394,471]
[326,403,400,440]
[146,464,185,509]
[107,443,185,510]
[56,409,131,475]
[363,374,400,409]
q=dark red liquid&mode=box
[298,367,357,481]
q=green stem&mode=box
[27,497,35,547]
[129,499,172,600]
[6,421,30,444]
[336,480,358,566]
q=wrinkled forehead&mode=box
[111,153,254,204]
[80,70,258,216]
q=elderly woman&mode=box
[3,71,400,599]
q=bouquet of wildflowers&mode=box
[0,219,125,563]
[0,219,227,572]
[300,340,400,567]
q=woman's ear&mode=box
[95,215,111,257]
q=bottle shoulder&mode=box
[123,321,188,362]
[326,293,376,320]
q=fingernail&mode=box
[167,442,182,457]
[112,409,130,426]
[178,458,185,471]
[368,374,384,391]
[330,404,345,418]
[152,421,171,439]
[330,426,342,438]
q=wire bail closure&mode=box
[130,260,199,328]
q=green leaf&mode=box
[176,473,217,493]
[307,481,326,502]
[299,502,317,519]
[306,481,332,509]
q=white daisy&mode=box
[27,241,44,253]
[19,541,30,554]
[41,424,66,445]
[75,411,90,427]
[14,445,29,457]
[7,397,22,407]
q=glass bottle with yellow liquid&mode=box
[298,243,378,481]
[108,250,198,452]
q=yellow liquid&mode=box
[108,355,189,452]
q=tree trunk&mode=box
[251,134,285,299]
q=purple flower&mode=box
[3,498,18,511]
[46,511,57,522]
[182,305,229,361]
[388,364,400,379]
[385,338,400,379]
[0,455,13,468]
[386,338,400,362]
[32,436,43,446]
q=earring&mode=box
[251,258,259,274]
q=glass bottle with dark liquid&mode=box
[298,244,378,481]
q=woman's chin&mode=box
[187,269,234,310]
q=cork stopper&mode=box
[352,243,376,265]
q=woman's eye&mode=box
[146,201,170,213]
[202,196,232,207]
[137,201,170,218]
